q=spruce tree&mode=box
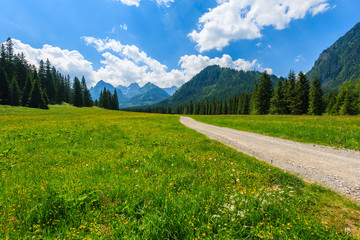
[250,82,260,115]
[10,76,20,106]
[284,70,296,114]
[269,80,286,114]
[332,81,357,115]
[0,68,10,105]
[80,76,93,107]
[72,77,83,107]
[238,92,249,114]
[257,71,273,114]
[22,73,33,106]
[112,89,119,110]
[6,38,14,62]
[308,75,323,115]
[223,100,228,114]
[38,60,46,89]
[45,59,56,103]
[189,100,194,114]
[292,72,309,115]
[324,91,337,114]
[28,78,48,109]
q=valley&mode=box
[1,105,359,239]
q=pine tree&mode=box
[72,77,83,107]
[44,59,56,103]
[189,100,194,114]
[223,100,228,114]
[28,78,48,109]
[64,75,71,103]
[112,89,119,110]
[308,75,323,115]
[22,73,33,106]
[81,76,93,107]
[292,72,309,115]
[5,38,14,62]
[269,80,286,114]
[238,92,249,114]
[257,71,273,114]
[211,97,216,115]
[0,68,10,105]
[38,60,46,89]
[324,91,337,114]
[0,44,5,67]
[284,70,296,114]
[332,81,357,115]
[10,76,20,106]
[250,82,260,115]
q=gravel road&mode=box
[180,116,360,202]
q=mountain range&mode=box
[157,21,360,107]
[89,81,178,108]
[92,22,360,109]
[306,22,360,92]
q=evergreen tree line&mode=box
[125,71,360,116]
[0,38,93,109]
[94,88,119,110]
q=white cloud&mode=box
[189,0,332,52]
[294,55,303,62]
[113,0,174,7]
[310,3,332,16]
[11,39,96,86]
[179,54,258,78]
[114,0,140,7]
[82,37,267,87]
[156,0,174,7]
[11,38,271,88]
[119,24,128,31]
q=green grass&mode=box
[191,115,360,151]
[0,105,359,239]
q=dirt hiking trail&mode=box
[180,116,360,202]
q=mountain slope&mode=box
[121,87,170,108]
[89,80,127,102]
[117,83,141,98]
[90,80,172,107]
[162,86,178,96]
[307,22,360,92]
[158,65,283,107]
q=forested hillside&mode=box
[158,65,283,108]
[0,38,94,109]
[307,22,360,92]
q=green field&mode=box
[0,105,359,239]
[191,115,360,151]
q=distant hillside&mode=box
[307,22,360,92]
[122,87,170,108]
[89,80,127,103]
[117,83,141,98]
[89,80,173,107]
[158,65,283,107]
[162,86,178,96]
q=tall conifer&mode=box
[0,68,10,104]
[308,75,323,115]
[22,73,33,106]
[10,76,20,106]
[72,77,83,107]
[28,78,48,109]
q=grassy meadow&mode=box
[0,105,359,239]
[191,115,360,151]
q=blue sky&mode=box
[0,0,359,87]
